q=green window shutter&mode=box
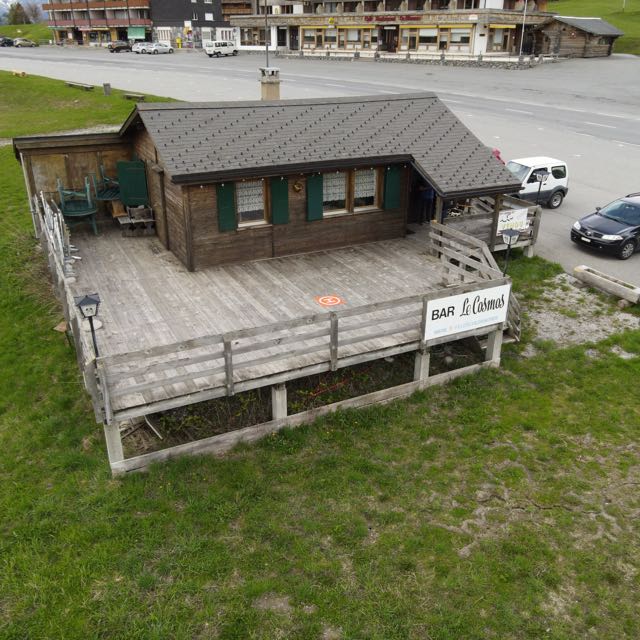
[383,165,401,210]
[306,173,323,221]
[216,183,237,232]
[117,160,149,206]
[270,177,289,225]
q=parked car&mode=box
[107,40,131,53]
[571,193,640,260]
[13,38,38,48]
[132,41,150,54]
[203,40,238,57]
[146,42,173,55]
[506,156,569,209]
[0,36,14,47]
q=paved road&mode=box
[2,47,639,281]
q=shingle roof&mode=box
[124,93,521,198]
[553,16,624,37]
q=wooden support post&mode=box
[329,312,338,371]
[489,195,502,252]
[413,347,430,381]
[435,197,443,224]
[224,339,234,396]
[485,327,503,367]
[271,383,288,421]
[103,421,124,465]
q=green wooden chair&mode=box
[90,165,120,202]
[56,177,98,235]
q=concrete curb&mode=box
[573,265,640,304]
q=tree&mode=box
[7,2,31,24]
[23,1,42,23]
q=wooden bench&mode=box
[66,81,94,91]
[124,93,145,102]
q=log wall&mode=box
[186,167,408,270]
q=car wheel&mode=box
[110,49,115,53]
[618,240,636,260]
[547,191,564,209]
[152,49,158,54]
[169,48,173,53]
[233,50,238,56]
[141,49,146,54]
[215,52,221,57]
[207,53,213,57]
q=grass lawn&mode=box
[1,75,640,639]
[0,23,54,43]
[0,71,173,139]
[549,0,640,54]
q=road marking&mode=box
[584,121,617,129]
[505,108,534,115]
[613,140,640,148]
[325,83,347,88]
[444,99,464,103]
[575,132,595,138]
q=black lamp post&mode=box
[74,293,101,358]
[501,229,520,276]
[534,169,550,206]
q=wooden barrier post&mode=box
[485,327,503,366]
[271,383,288,421]
[103,421,124,466]
[414,348,430,381]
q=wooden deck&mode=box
[63,222,505,422]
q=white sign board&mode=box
[497,208,529,233]
[424,284,511,341]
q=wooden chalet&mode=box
[535,16,623,58]
[14,93,535,475]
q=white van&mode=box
[506,156,569,209]
[203,40,238,58]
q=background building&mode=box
[44,0,152,45]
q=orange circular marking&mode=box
[315,295,345,307]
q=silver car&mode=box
[146,42,174,55]
[132,42,150,54]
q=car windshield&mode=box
[599,200,640,226]
[506,161,530,182]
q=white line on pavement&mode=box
[584,121,617,129]
[505,108,534,115]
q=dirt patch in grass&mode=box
[521,273,639,356]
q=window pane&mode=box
[237,180,264,224]
[323,172,346,212]
[354,169,376,208]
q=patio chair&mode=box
[56,177,98,235]
[90,165,120,202]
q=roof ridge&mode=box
[137,93,437,112]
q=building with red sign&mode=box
[231,0,551,57]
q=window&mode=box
[192,10,199,20]
[312,169,381,218]
[450,28,471,44]
[205,12,213,20]
[419,28,437,45]
[323,172,347,213]
[551,165,567,179]
[237,180,265,225]
[353,169,376,209]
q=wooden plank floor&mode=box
[68,226,474,417]
[71,227,442,356]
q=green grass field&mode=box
[0,71,172,139]
[549,0,640,54]
[0,22,53,43]
[1,74,640,639]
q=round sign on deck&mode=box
[315,295,345,307]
